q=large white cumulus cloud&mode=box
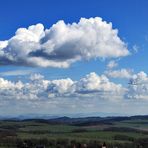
[0,17,129,68]
[75,72,124,94]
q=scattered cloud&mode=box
[0,71,148,115]
[2,71,148,102]
[125,71,148,100]
[107,60,118,69]
[132,45,140,53]
[0,72,125,101]
[0,69,34,76]
[105,68,133,79]
[0,17,147,115]
[0,17,129,68]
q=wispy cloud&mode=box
[0,69,34,76]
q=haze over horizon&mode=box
[0,0,148,116]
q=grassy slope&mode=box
[1,118,148,147]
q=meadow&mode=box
[0,116,148,147]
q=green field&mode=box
[0,118,148,147]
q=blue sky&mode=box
[0,0,148,116]
[0,0,148,80]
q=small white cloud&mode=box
[105,68,133,79]
[107,60,118,69]
[48,78,74,95]
[132,45,139,53]
[30,73,44,81]
[126,71,148,100]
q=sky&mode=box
[0,0,148,117]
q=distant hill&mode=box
[2,115,148,126]
[45,115,148,125]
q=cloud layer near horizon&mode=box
[0,17,129,68]
[1,71,148,101]
[1,71,148,115]
[0,72,125,101]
